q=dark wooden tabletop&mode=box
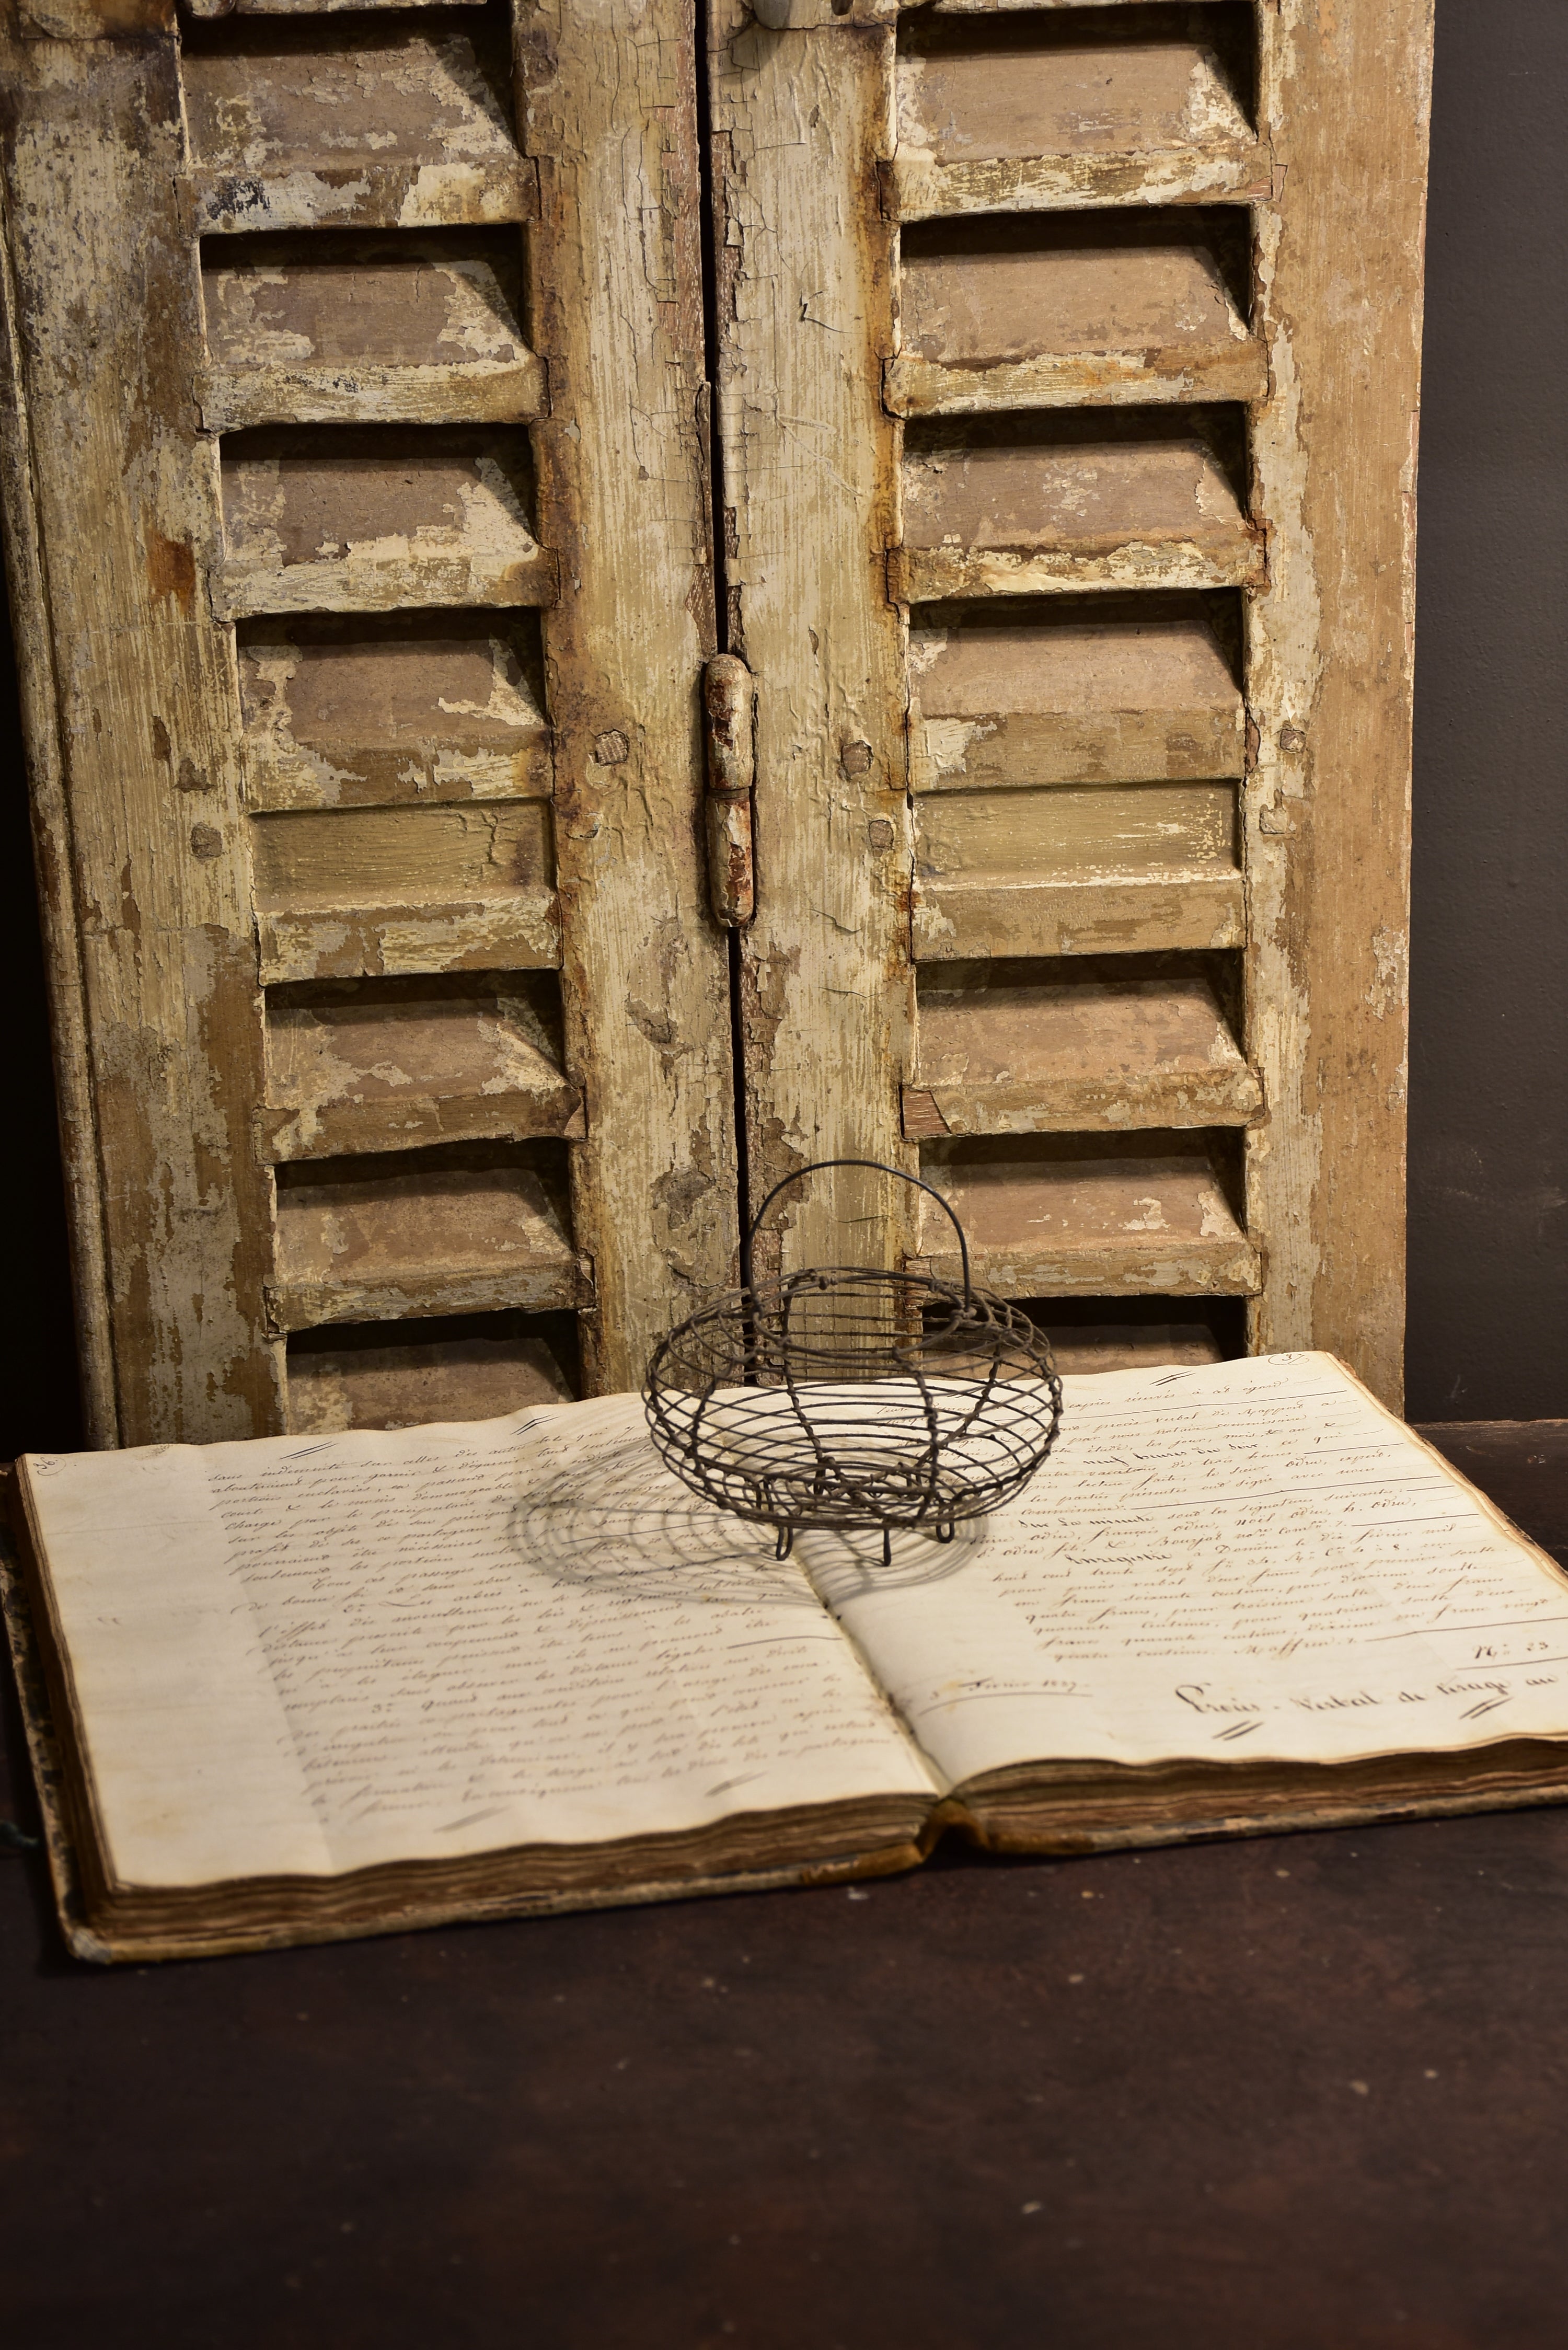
[3,1422,1567,2350]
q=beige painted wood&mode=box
[0,194,118,1445]
[917,779,1236,881]
[0,0,1434,1435]
[200,236,547,430]
[251,800,551,909]
[907,604,1247,964]
[1041,1317,1227,1374]
[237,617,553,811]
[908,607,1246,789]
[188,0,480,15]
[916,1137,1259,1298]
[189,0,482,17]
[0,0,734,1439]
[887,146,1271,224]
[905,969,1261,1137]
[255,896,560,987]
[1240,0,1433,1401]
[183,17,535,234]
[889,0,1428,1404]
[286,1324,575,1435]
[889,7,1271,219]
[926,1,1171,11]
[269,1149,590,1331]
[897,32,1252,166]
[914,871,1247,963]
[251,798,560,974]
[711,0,914,1277]
[218,432,554,617]
[259,974,582,1162]
[518,0,737,1388]
[889,220,1266,416]
[894,416,1263,601]
[0,21,280,1446]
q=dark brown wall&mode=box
[0,0,1561,1453]
[0,563,80,1455]
[1405,0,1568,1420]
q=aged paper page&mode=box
[23,1395,935,1889]
[808,1354,1568,1787]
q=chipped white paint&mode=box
[712,0,916,1280]
[1241,0,1433,1401]
[518,0,737,1389]
[886,340,1268,418]
[1367,927,1409,1023]
[0,0,1432,1440]
[0,28,282,1444]
[193,162,536,238]
[893,534,1263,601]
[259,978,583,1162]
[238,626,552,810]
[914,873,1247,963]
[256,894,561,985]
[219,446,551,617]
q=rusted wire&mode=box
[645,1161,1063,1565]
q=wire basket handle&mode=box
[740,1157,973,1307]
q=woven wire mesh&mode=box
[644,1163,1064,1560]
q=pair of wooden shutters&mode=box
[0,0,1432,1447]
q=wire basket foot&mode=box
[646,1160,1064,1564]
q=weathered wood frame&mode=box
[0,0,736,1443]
[0,0,1432,1439]
[1244,0,1432,1400]
[711,0,919,1279]
[516,0,737,1392]
[717,0,1431,1407]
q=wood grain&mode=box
[0,26,280,1444]
[518,0,737,1390]
[890,215,1266,416]
[906,967,1261,1137]
[259,973,582,1162]
[909,606,1246,790]
[269,1145,591,1331]
[0,0,1434,1435]
[218,430,554,617]
[914,871,1246,963]
[917,780,1237,881]
[200,234,546,429]
[237,615,553,811]
[255,895,560,986]
[712,0,915,1279]
[1242,0,1434,1402]
[889,7,1270,218]
[0,144,118,1443]
[183,17,535,234]
[286,1317,576,1433]
[916,1134,1259,1298]
[895,413,1263,601]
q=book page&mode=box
[23,1395,936,1889]
[805,1354,1568,1787]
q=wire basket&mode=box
[645,1159,1064,1563]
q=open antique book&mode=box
[7,1352,1568,1963]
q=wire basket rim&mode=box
[643,1158,1064,1559]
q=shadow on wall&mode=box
[0,555,81,1457]
[1406,0,1568,1419]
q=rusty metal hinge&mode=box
[702,654,756,929]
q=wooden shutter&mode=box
[712,0,1432,1407]
[3,0,1434,1443]
[0,0,735,1444]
